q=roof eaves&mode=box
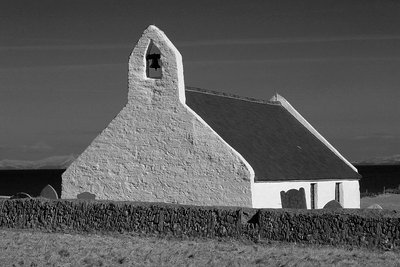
[254,174,362,182]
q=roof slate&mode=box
[185,87,361,182]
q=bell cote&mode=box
[128,25,186,105]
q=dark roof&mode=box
[185,87,361,182]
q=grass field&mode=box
[0,194,399,266]
[0,229,399,267]
[360,193,400,210]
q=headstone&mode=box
[77,192,96,200]
[280,187,307,209]
[40,184,58,199]
[10,192,32,199]
[323,200,343,209]
[367,204,383,210]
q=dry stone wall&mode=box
[1,198,400,250]
[61,26,252,207]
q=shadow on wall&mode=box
[0,169,64,197]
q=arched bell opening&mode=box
[146,41,162,79]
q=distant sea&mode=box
[0,169,64,197]
[0,165,399,197]
[355,164,400,193]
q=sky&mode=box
[1,0,400,163]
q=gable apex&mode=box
[268,93,284,105]
[144,25,162,33]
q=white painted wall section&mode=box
[62,25,253,207]
[252,180,360,209]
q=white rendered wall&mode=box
[62,26,253,207]
[252,180,360,209]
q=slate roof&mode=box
[185,87,361,182]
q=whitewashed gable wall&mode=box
[61,26,253,207]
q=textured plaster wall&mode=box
[62,26,253,207]
[252,180,360,209]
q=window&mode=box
[310,183,317,209]
[335,183,342,203]
[146,41,162,79]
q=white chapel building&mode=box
[62,25,361,209]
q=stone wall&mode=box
[61,26,253,207]
[1,198,399,250]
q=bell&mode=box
[147,54,161,70]
[150,58,161,70]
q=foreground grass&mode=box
[361,193,400,210]
[0,229,399,266]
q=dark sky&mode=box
[1,0,400,162]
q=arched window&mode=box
[146,41,162,79]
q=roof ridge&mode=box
[185,86,281,105]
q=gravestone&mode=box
[77,192,96,200]
[367,204,383,209]
[40,184,58,199]
[10,192,32,199]
[280,187,307,209]
[323,200,343,209]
